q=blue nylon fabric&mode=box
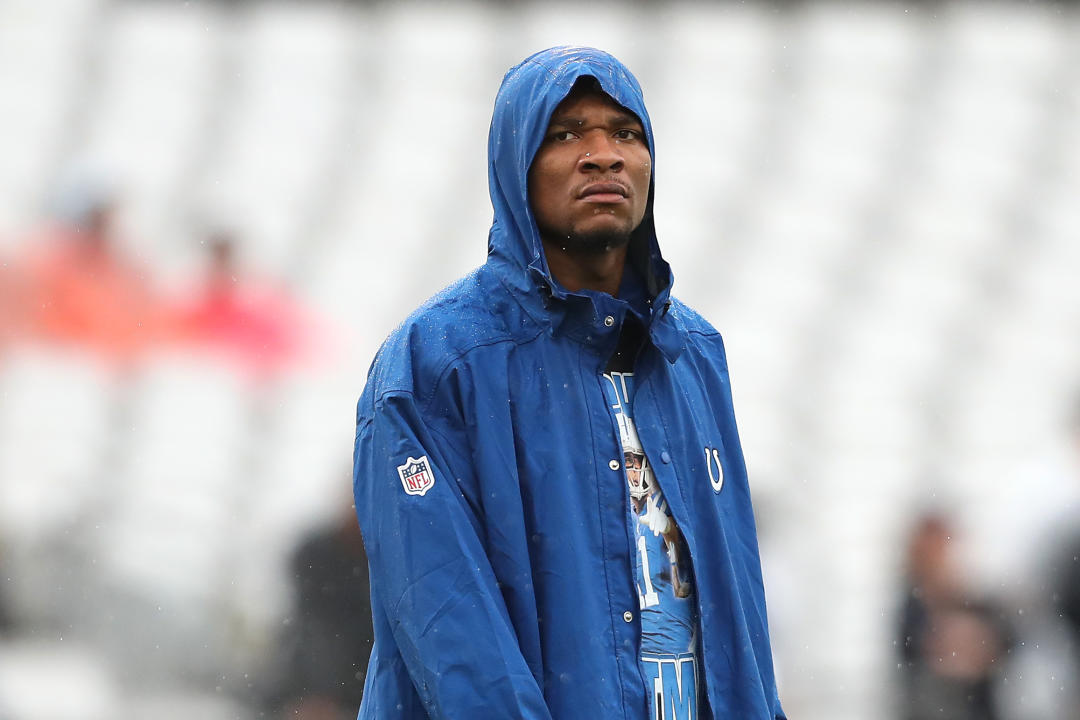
[353,46,785,719]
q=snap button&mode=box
[603,315,615,327]
[608,459,620,471]
[622,610,634,623]
[660,451,671,464]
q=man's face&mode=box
[527,88,651,254]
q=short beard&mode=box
[546,226,633,256]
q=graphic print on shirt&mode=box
[603,371,699,720]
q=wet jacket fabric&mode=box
[352,46,786,719]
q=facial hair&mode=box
[551,225,633,256]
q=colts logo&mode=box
[704,445,724,493]
[397,456,435,497]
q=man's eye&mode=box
[614,129,641,140]
[550,130,576,141]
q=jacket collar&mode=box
[491,253,686,364]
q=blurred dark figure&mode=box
[168,231,317,378]
[1047,397,1080,718]
[1053,530,1080,695]
[899,514,961,670]
[16,179,162,363]
[897,512,1013,720]
[266,504,373,720]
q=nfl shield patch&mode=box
[397,456,435,497]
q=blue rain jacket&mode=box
[353,47,785,719]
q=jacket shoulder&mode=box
[359,266,532,417]
[664,296,733,372]
[667,296,721,338]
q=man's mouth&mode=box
[579,182,629,203]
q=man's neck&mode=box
[542,239,627,297]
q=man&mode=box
[353,46,785,719]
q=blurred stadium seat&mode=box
[0,0,105,235]
[81,1,223,251]
[0,348,113,546]
[0,639,115,720]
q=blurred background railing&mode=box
[1,1,1080,719]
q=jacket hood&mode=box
[486,46,673,313]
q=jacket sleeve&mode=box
[353,389,551,719]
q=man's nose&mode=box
[579,134,623,173]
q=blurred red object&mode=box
[18,207,163,364]
[0,251,22,353]
[167,234,318,377]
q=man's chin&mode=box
[561,225,633,255]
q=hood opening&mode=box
[486,46,672,316]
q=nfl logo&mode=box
[397,456,435,497]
